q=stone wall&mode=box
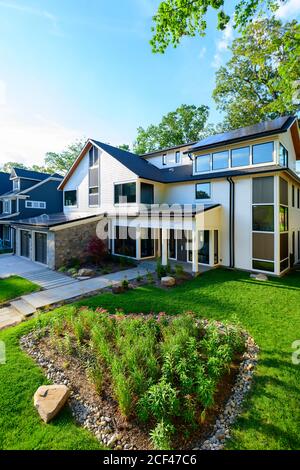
[54,221,105,269]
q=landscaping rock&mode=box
[250,273,268,281]
[34,384,70,423]
[77,268,95,278]
[161,276,176,287]
[112,283,124,294]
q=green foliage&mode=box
[122,278,129,289]
[150,420,175,450]
[174,264,184,278]
[0,276,39,305]
[138,379,179,422]
[45,139,85,174]
[156,259,167,279]
[213,18,300,129]
[86,361,103,394]
[146,271,155,284]
[150,0,281,54]
[133,104,210,154]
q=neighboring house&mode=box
[11,116,300,276]
[0,168,63,259]
[0,171,12,249]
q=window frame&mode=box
[279,143,288,167]
[64,190,78,207]
[252,141,274,165]
[114,182,137,205]
[195,182,211,200]
[231,146,250,168]
[212,150,229,171]
[25,200,46,209]
[175,151,181,164]
[162,154,167,166]
[89,146,99,168]
[13,179,20,191]
[195,154,211,174]
[3,199,11,214]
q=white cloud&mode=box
[0,106,82,167]
[0,1,63,36]
[199,46,207,59]
[212,23,234,68]
[276,0,300,19]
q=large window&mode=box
[253,177,274,204]
[195,154,210,173]
[89,146,99,167]
[252,142,274,164]
[141,183,154,205]
[141,228,155,258]
[195,182,211,200]
[212,151,229,170]
[231,146,250,167]
[253,206,274,231]
[64,190,77,207]
[25,201,46,209]
[114,182,136,204]
[279,144,288,167]
[114,226,136,258]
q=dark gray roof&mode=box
[91,140,166,183]
[11,212,101,228]
[13,167,62,181]
[0,172,11,195]
[189,116,296,153]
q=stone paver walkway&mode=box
[0,265,154,330]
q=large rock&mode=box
[34,385,70,423]
[161,276,176,287]
[250,273,268,281]
[77,268,95,277]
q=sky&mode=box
[0,0,299,167]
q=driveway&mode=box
[0,254,45,278]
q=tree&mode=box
[1,162,28,173]
[150,0,283,53]
[133,104,210,154]
[212,18,300,129]
[118,144,131,151]
[45,139,85,174]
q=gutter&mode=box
[227,177,235,268]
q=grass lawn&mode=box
[0,276,40,305]
[0,268,299,450]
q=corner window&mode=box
[195,154,210,173]
[175,151,180,163]
[212,150,229,170]
[64,190,77,207]
[89,146,99,167]
[114,182,136,204]
[162,154,167,166]
[252,142,274,164]
[253,176,274,204]
[231,147,250,167]
[279,144,288,167]
[253,206,274,232]
[195,182,211,200]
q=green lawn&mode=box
[0,276,40,305]
[0,268,299,450]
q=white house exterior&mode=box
[12,116,300,276]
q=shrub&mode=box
[122,278,129,289]
[150,420,175,450]
[67,257,81,270]
[175,264,184,277]
[58,266,67,273]
[156,259,167,279]
[86,361,103,394]
[111,359,133,417]
[146,271,154,284]
[138,379,179,422]
[86,236,107,265]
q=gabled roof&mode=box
[12,167,62,181]
[189,116,297,153]
[0,172,11,196]
[140,141,197,158]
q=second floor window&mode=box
[212,150,229,170]
[114,182,136,204]
[162,154,167,166]
[3,200,11,213]
[231,147,250,167]
[13,179,20,191]
[195,182,211,200]
[25,201,46,209]
[279,144,288,167]
[252,142,274,164]
[64,190,77,207]
[175,151,180,163]
[195,154,210,173]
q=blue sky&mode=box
[0,0,299,166]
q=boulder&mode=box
[77,268,96,277]
[112,282,124,294]
[161,276,176,287]
[34,385,70,423]
[250,273,268,281]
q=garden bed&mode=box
[21,308,258,450]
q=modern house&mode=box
[11,115,300,276]
[0,168,63,260]
[0,171,12,249]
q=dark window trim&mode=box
[279,143,288,167]
[175,151,180,164]
[292,185,295,207]
[252,141,274,165]
[64,189,77,207]
[195,154,211,173]
[162,154,167,166]
[114,182,137,205]
[195,182,211,200]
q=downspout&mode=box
[227,177,235,268]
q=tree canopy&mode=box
[150,0,282,53]
[133,104,211,154]
[45,139,85,174]
[213,18,300,129]
[0,162,28,173]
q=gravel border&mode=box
[20,319,259,451]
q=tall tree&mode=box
[213,18,300,129]
[150,0,283,53]
[1,162,28,173]
[45,139,85,174]
[133,104,210,154]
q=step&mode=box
[0,307,23,330]
[10,299,36,317]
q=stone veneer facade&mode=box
[53,220,101,269]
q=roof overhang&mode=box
[290,120,300,160]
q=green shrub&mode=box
[86,361,103,394]
[111,359,133,417]
[156,259,167,279]
[146,271,154,284]
[138,379,179,422]
[122,278,129,289]
[150,420,175,450]
[58,266,67,273]
[174,264,184,277]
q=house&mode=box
[0,171,12,249]
[0,168,63,259]
[11,115,300,276]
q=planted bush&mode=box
[39,310,245,448]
